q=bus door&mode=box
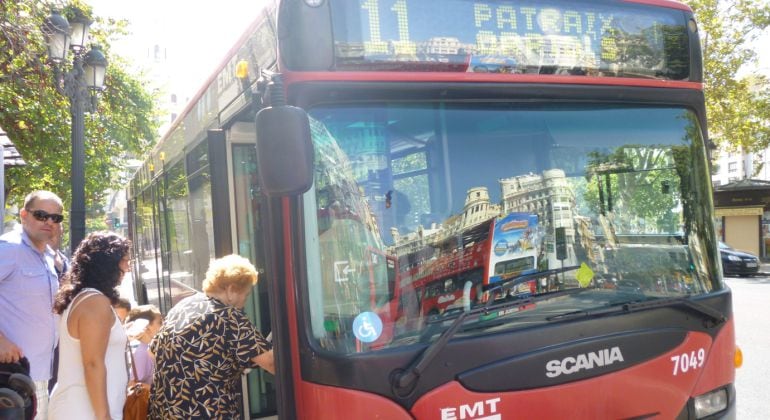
[231,133,277,417]
[154,178,174,313]
[133,186,165,311]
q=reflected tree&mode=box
[584,146,680,233]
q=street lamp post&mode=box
[42,9,108,251]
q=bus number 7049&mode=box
[671,348,706,376]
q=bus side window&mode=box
[444,278,454,293]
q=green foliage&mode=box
[0,1,158,224]
[86,214,108,233]
[684,0,770,153]
[583,146,681,233]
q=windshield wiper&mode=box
[392,294,502,396]
[391,265,581,397]
[548,296,725,328]
[620,297,725,327]
[391,308,469,397]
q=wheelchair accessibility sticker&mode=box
[352,311,383,343]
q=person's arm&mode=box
[133,345,154,384]
[72,295,114,420]
[250,349,275,375]
[232,310,274,374]
[0,245,23,363]
[0,331,23,363]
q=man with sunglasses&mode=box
[0,190,64,420]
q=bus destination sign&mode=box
[331,0,690,79]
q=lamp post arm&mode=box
[62,55,91,107]
[51,65,65,96]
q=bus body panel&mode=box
[410,331,716,419]
[282,71,704,90]
[292,287,733,409]
[691,318,736,396]
[296,382,412,420]
[623,0,693,11]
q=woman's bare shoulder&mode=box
[68,292,115,338]
[71,293,113,318]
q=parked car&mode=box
[719,242,760,277]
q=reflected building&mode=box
[500,169,577,267]
[390,187,499,258]
[390,170,582,271]
[421,37,462,55]
[458,187,500,228]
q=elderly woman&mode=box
[48,232,131,420]
[148,254,274,419]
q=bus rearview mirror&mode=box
[255,105,314,196]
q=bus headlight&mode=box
[693,388,728,418]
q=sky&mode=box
[754,32,770,75]
[89,0,268,104]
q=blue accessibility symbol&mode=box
[352,311,383,343]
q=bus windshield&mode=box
[303,102,719,353]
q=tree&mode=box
[0,1,157,232]
[684,0,770,154]
[580,146,682,234]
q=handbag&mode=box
[123,345,150,420]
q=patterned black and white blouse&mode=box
[148,293,271,419]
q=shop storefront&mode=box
[714,179,770,259]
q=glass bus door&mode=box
[232,141,276,417]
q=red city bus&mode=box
[375,212,549,345]
[127,0,741,418]
[394,212,543,319]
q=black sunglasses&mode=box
[30,209,64,224]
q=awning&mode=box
[1,127,26,167]
[714,207,764,217]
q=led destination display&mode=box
[331,0,691,79]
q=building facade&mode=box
[711,138,770,259]
[713,179,770,259]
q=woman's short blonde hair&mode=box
[202,254,258,294]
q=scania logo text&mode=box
[545,346,624,378]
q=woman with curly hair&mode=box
[48,231,132,420]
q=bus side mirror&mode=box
[255,105,314,196]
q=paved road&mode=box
[725,273,770,419]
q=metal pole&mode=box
[69,55,86,251]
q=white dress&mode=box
[48,288,128,420]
